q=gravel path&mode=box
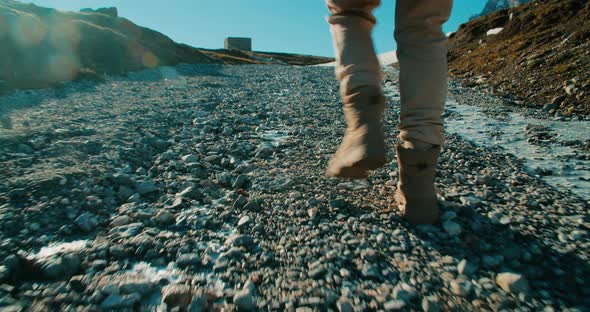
[0,64,589,311]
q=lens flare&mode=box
[0,12,9,36]
[47,51,80,81]
[49,21,81,51]
[12,12,46,47]
[142,51,158,68]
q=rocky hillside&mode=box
[0,0,332,91]
[449,0,590,116]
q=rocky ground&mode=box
[0,64,589,311]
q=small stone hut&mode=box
[224,37,252,51]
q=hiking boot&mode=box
[326,86,387,179]
[395,143,441,224]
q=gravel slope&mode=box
[0,64,588,311]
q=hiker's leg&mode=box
[395,0,452,149]
[393,0,452,224]
[326,0,382,97]
[324,0,387,179]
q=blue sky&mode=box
[23,0,487,57]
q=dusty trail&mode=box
[0,64,588,311]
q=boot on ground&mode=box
[395,143,441,224]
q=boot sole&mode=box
[326,155,387,179]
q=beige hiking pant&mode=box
[326,0,452,146]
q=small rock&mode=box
[422,298,440,312]
[162,284,193,309]
[112,173,133,186]
[384,299,406,311]
[109,245,128,259]
[457,259,478,276]
[361,248,378,262]
[219,247,243,260]
[217,172,233,186]
[75,212,99,232]
[213,258,229,272]
[128,193,141,202]
[189,289,209,312]
[550,95,566,107]
[176,253,200,268]
[109,222,143,238]
[393,283,418,303]
[101,293,141,309]
[442,220,462,236]
[182,154,199,163]
[361,264,381,280]
[233,288,256,311]
[0,265,10,282]
[543,96,563,113]
[237,215,252,229]
[499,215,511,225]
[177,186,203,200]
[225,234,254,248]
[490,292,510,310]
[336,299,354,312]
[495,272,530,295]
[16,143,34,154]
[7,188,27,200]
[570,230,585,240]
[156,210,176,224]
[307,208,318,220]
[459,195,481,206]
[69,275,86,292]
[243,200,261,212]
[482,255,503,268]
[441,211,457,220]
[118,186,134,200]
[233,175,249,189]
[119,280,154,295]
[255,146,273,159]
[330,199,346,209]
[309,266,326,280]
[564,83,577,95]
[110,215,132,227]
[167,196,184,209]
[450,279,473,297]
[233,195,249,209]
[39,254,81,280]
[136,180,158,195]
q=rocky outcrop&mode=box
[475,0,532,18]
[0,0,333,91]
[450,0,590,116]
[80,7,118,17]
[0,0,214,89]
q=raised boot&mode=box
[395,143,441,224]
[326,86,387,179]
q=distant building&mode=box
[224,37,252,52]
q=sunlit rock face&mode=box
[0,0,210,89]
